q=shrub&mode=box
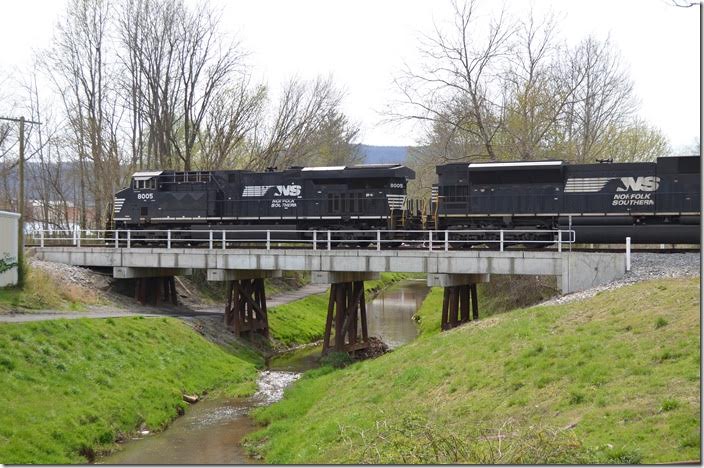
[660,399,679,412]
[655,317,668,329]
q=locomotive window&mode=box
[133,178,156,190]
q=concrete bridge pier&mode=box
[207,269,282,339]
[113,267,192,306]
[428,274,490,330]
[312,271,380,355]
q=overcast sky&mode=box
[0,0,700,151]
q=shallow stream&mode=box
[100,280,429,464]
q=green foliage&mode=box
[661,399,680,412]
[0,317,260,463]
[655,317,669,329]
[247,277,700,464]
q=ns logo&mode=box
[616,176,660,192]
[274,184,302,197]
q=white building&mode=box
[0,211,20,287]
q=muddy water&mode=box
[100,280,429,464]
[100,371,299,464]
[366,279,429,349]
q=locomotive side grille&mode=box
[431,186,439,202]
[386,194,406,210]
[564,177,616,193]
[242,185,274,197]
[113,198,125,213]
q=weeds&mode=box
[655,317,669,329]
[338,414,589,464]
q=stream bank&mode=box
[99,279,430,464]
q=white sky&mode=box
[0,0,700,151]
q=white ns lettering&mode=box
[275,185,302,196]
[616,176,660,192]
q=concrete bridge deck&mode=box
[32,247,626,294]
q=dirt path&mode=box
[0,284,328,323]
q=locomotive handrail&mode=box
[26,228,576,253]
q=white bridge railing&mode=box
[27,228,576,253]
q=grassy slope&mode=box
[0,266,101,313]
[0,317,262,464]
[248,277,700,463]
[267,272,421,346]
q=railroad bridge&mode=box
[31,233,626,355]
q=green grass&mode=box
[247,277,700,464]
[267,272,422,346]
[0,317,262,463]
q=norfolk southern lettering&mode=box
[612,176,659,207]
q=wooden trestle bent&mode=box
[440,283,479,330]
[224,278,270,339]
[322,281,370,354]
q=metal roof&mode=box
[131,171,164,180]
[468,161,563,169]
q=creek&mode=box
[99,280,429,464]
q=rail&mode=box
[26,228,576,253]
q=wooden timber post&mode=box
[440,283,479,330]
[322,281,370,355]
[224,278,269,339]
[134,276,178,305]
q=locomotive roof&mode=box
[436,155,700,175]
[295,163,415,180]
[129,164,415,181]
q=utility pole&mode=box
[0,115,40,286]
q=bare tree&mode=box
[169,3,245,171]
[501,12,584,160]
[196,77,266,170]
[43,0,115,228]
[246,76,355,170]
[559,36,637,162]
[392,0,515,161]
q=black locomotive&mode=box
[113,164,415,242]
[432,155,700,244]
[113,155,700,246]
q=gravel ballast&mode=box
[540,252,700,306]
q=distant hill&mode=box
[357,145,410,164]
